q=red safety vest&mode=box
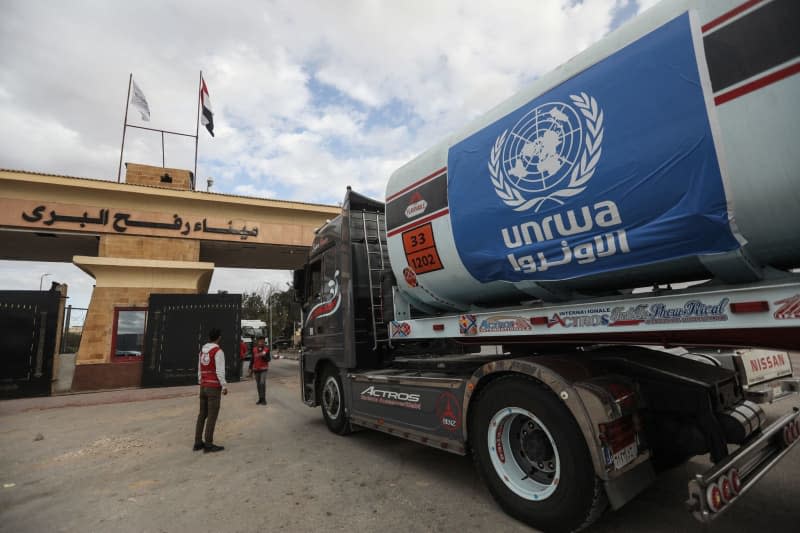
[252,345,270,371]
[200,346,222,388]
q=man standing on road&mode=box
[250,335,270,405]
[240,339,251,378]
[194,328,227,453]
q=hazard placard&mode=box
[402,223,443,274]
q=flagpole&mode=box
[193,71,201,190]
[117,73,132,182]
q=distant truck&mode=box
[294,0,800,530]
[240,319,267,350]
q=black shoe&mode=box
[193,442,204,451]
[204,444,224,453]
[257,399,266,405]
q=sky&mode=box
[0,0,661,322]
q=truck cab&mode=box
[295,190,390,391]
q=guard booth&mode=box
[0,289,64,399]
[141,293,242,388]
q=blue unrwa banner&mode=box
[447,13,740,283]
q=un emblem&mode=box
[490,92,604,212]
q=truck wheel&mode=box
[470,376,606,532]
[320,366,350,435]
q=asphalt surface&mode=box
[1,355,799,533]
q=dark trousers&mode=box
[254,370,268,401]
[195,386,222,444]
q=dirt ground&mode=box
[1,357,799,533]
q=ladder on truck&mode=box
[361,210,390,349]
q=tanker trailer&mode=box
[384,0,800,312]
[297,0,800,531]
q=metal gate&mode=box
[0,290,61,399]
[142,293,242,388]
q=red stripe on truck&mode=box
[387,208,449,238]
[702,0,765,33]
[386,167,447,203]
[715,62,800,105]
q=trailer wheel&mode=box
[320,365,350,435]
[470,376,606,532]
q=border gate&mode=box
[0,290,61,399]
[142,293,242,388]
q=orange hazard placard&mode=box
[407,249,443,274]
[402,224,434,253]
[402,223,443,274]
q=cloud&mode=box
[0,90,118,180]
[209,268,292,296]
[232,184,277,198]
[0,260,96,318]
[1,0,627,198]
[637,0,663,13]
[316,69,385,108]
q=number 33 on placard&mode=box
[402,223,443,275]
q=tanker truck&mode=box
[293,0,800,530]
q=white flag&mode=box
[130,78,150,121]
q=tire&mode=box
[470,375,607,533]
[320,365,350,435]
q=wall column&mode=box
[71,235,213,391]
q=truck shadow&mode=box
[327,423,800,532]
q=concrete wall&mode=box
[53,353,76,394]
[71,360,144,392]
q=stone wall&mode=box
[99,235,199,262]
[124,163,193,191]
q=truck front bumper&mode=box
[686,407,800,522]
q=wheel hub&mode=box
[322,377,341,419]
[522,428,554,465]
[487,407,561,501]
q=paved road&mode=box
[1,357,798,533]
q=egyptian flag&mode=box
[200,77,214,137]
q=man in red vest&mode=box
[250,335,270,405]
[194,328,228,452]
[240,339,251,378]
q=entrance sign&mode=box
[1,198,263,243]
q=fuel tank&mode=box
[385,0,799,312]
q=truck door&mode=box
[302,249,346,367]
